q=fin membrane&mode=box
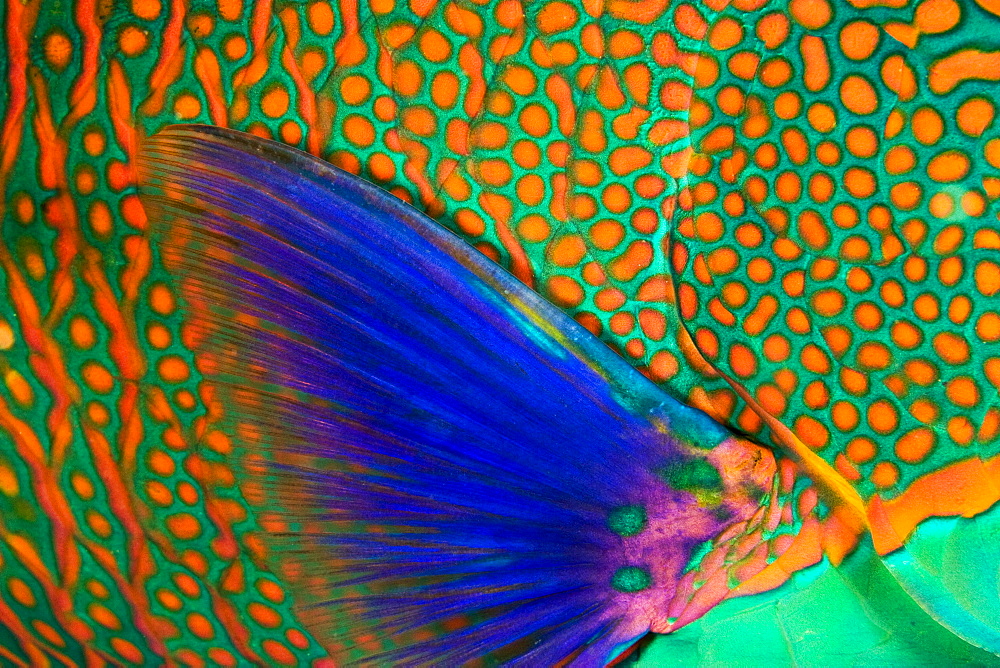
[139,126,766,665]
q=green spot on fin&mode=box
[612,566,652,593]
[660,458,722,492]
[608,505,647,537]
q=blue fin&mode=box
[138,126,773,665]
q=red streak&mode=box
[0,0,39,182]
[64,0,102,130]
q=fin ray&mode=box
[140,125,771,665]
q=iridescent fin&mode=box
[138,126,773,666]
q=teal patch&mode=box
[612,566,652,593]
[608,505,647,537]
[660,458,722,492]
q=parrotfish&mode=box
[1,0,1000,663]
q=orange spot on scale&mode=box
[609,241,653,281]
[945,376,980,408]
[958,97,996,137]
[895,427,936,464]
[209,648,238,667]
[608,145,653,176]
[871,461,900,490]
[248,601,283,629]
[546,276,584,308]
[81,361,114,394]
[933,331,970,364]
[607,0,670,24]
[536,0,579,33]
[927,150,971,183]
[43,30,73,71]
[186,612,215,640]
[262,640,298,666]
[88,603,122,630]
[110,638,145,664]
[929,49,1000,94]
[166,513,203,540]
[32,619,66,649]
[856,341,891,370]
[948,417,975,445]
[975,260,1000,296]
[794,415,829,450]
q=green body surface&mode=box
[1,0,1000,662]
[636,540,1000,666]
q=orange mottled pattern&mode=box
[667,0,1000,552]
[1,0,999,661]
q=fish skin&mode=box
[0,0,998,662]
[136,124,781,663]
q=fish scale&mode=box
[0,0,998,662]
[2,0,333,663]
[680,0,1000,502]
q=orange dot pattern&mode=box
[676,0,1000,500]
[302,0,698,386]
[4,0,999,659]
[0,0,336,662]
